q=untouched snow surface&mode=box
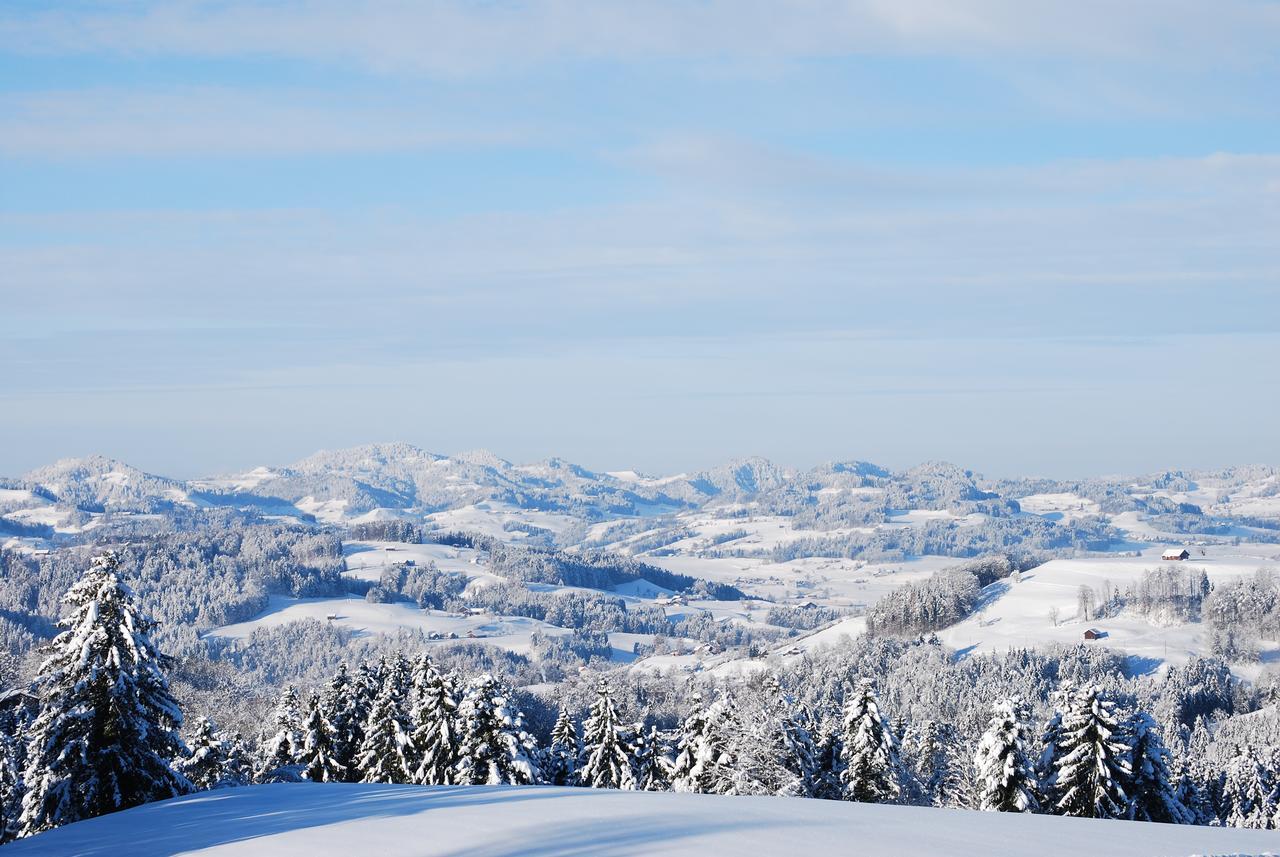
[6,783,1277,857]
[936,549,1280,674]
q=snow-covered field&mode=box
[206,595,570,654]
[936,545,1280,675]
[341,541,492,583]
[204,535,1280,678]
[6,783,1276,857]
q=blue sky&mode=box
[1,1,1278,479]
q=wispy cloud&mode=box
[4,1,1278,72]
[4,149,1277,340]
[0,87,536,156]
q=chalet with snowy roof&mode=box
[1083,628,1105,641]
[1162,548,1191,561]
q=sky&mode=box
[1,1,1278,480]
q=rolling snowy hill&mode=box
[6,783,1277,857]
[6,444,1280,680]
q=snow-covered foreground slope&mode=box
[7,783,1277,857]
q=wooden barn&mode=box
[1162,548,1191,561]
[1083,628,1105,641]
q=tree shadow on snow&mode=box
[432,805,796,857]
[7,784,569,857]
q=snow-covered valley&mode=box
[7,446,1280,680]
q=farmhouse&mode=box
[1083,628,1104,641]
[1162,548,1191,561]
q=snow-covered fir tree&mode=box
[1035,683,1074,807]
[258,685,303,781]
[972,700,1039,813]
[320,663,362,781]
[1171,755,1211,826]
[356,673,413,784]
[578,680,636,790]
[544,707,580,787]
[0,692,33,843]
[670,695,707,793]
[383,654,412,707]
[1220,745,1277,829]
[942,736,978,810]
[629,722,671,792]
[0,730,18,844]
[1124,711,1192,824]
[838,678,901,804]
[345,660,381,781]
[809,717,844,801]
[1053,686,1132,819]
[218,730,253,789]
[905,719,969,808]
[178,716,231,791]
[728,675,817,797]
[671,695,736,795]
[408,656,460,785]
[19,553,191,837]
[453,674,539,786]
[299,695,346,783]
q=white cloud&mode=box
[3,149,1277,330]
[2,1,1277,74]
[0,87,533,156]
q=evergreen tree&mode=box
[0,729,18,844]
[942,736,978,809]
[905,719,970,809]
[671,695,735,795]
[19,553,191,837]
[838,679,901,804]
[356,674,413,784]
[409,658,460,785]
[670,695,707,794]
[809,716,844,801]
[321,663,361,780]
[1053,686,1131,819]
[258,685,303,781]
[384,654,412,706]
[0,694,33,843]
[972,700,1039,813]
[729,676,817,797]
[544,708,580,787]
[1221,746,1277,829]
[299,695,346,783]
[629,722,670,792]
[1123,711,1192,824]
[178,717,231,791]
[1171,758,1211,826]
[579,680,635,790]
[1035,683,1073,807]
[453,674,539,786]
[218,730,253,788]
[344,660,381,781]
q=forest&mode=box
[3,551,1280,843]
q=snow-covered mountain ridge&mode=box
[4,443,1278,536]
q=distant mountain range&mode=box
[2,443,1278,538]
